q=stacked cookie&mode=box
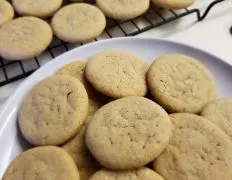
[3,50,232,180]
[0,0,195,61]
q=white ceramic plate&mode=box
[0,37,232,177]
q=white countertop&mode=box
[0,0,232,109]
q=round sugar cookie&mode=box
[62,127,101,180]
[155,113,232,180]
[89,167,164,180]
[96,0,150,20]
[51,3,106,43]
[0,0,14,27]
[151,0,194,9]
[147,54,216,114]
[201,98,232,141]
[19,75,89,146]
[85,50,149,98]
[85,96,172,170]
[12,0,62,18]
[2,146,80,180]
[56,61,108,124]
[0,16,52,60]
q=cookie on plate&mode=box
[19,75,89,146]
[151,0,194,9]
[12,0,62,18]
[0,0,14,27]
[51,3,106,43]
[89,167,164,180]
[147,54,216,113]
[85,50,149,98]
[62,127,101,180]
[0,16,53,60]
[56,61,108,124]
[201,98,232,141]
[96,0,150,20]
[2,146,80,180]
[85,96,172,170]
[155,113,232,180]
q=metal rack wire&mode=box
[0,0,226,87]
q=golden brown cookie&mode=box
[0,0,14,27]
[201,98,232,141]
[51,3,106,43]
[147,54,216,113]
[12,0,62,18]
[0,16,52,60]
[89,167,165,180]
[2,146,80,180]
[19,75,89,146]
[96,0,150,20]
[86,50,149,98]
[155,113,232,180]
[151,0,194,9]
[86,96,172,170]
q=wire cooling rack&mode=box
[0,0,226,87]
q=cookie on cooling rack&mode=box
[0,17,53,60]
[96,0,150,20]
[12,0,63,18]
[151,0,194,9]
[0,0,14,27]
[51,3,106,43]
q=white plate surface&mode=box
[0,37,232,177]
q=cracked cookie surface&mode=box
[155,113,232,180]
[56,61,108,124]
[85,96,172,170]
[147,54,216,113]
[96,0,150,20]
[2,146,80,180]
[19,75,88,146]
[86,50,149,98]
[51,3,106,43]
[89,167,164,180]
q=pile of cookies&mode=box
[0,0,195,61]
[2,50,232,180]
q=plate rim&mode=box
[0,36,231,129]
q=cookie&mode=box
[51,3,106,43]
[85,96,172,170]
[56,61,108,124]
[19,75,89,146]
[86,50,149,98]
[0,16,52,60]
[151,0,194,9]
[62,127,101,180]
[96,0,150,20]
[147,54,216,114]
[155,113,232,180]
[0,0,14,27]
[89,167,164,180]
[2,146,80,180]
[12,0,62,18]
[201,98,232,141]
